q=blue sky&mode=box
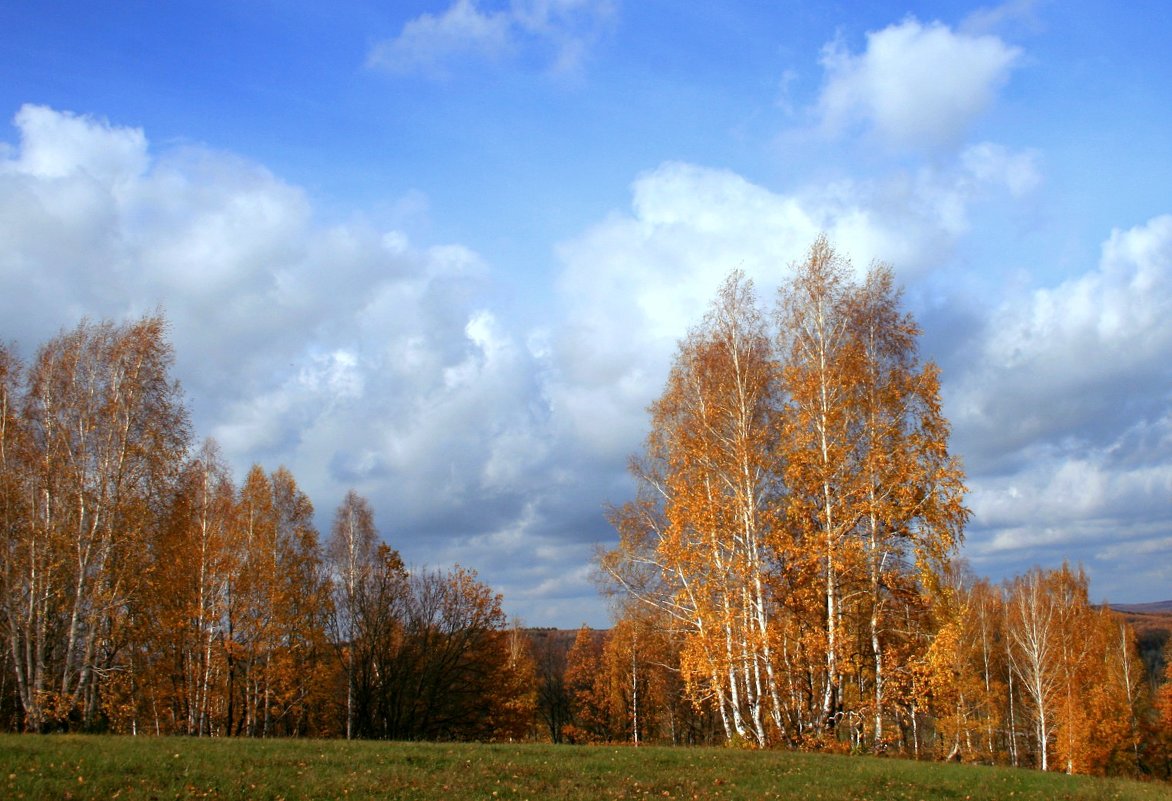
[2,1,1170,626]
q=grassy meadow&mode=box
[1,735,1169,801]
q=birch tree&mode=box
[0,345,38,728]
[776,238,862,736]
[266,467,331,735]
[603,239,965,750]
[176,441,238,736]
[327,489,379,739]
[0,317,189,730]
[225,465,330,736]
[1007,567,1060,771]
[133,439,237,735]
[850,264,968,747]
[603,271,783,745]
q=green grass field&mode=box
[1,735,1169,801]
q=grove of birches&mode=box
[1,238,1170,778]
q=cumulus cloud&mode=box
[549,158,1170,604]
[5,98,1167,619]
[817,18,1021,150]
[546,154,1039,480]
[952,215,1172,599]
[368,0,615,78]
[0,104,589,624]
[3,104,148,185]
[952,215,1172,464]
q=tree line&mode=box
[571,564,1172,776]
[597,237,1172,777]
[0,316,534,739]
[0,241,1170,780]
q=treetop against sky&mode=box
[1,0,1170,626]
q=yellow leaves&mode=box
[1,315,192,731]
[602,238,980,751]
[1158,644,1172,729]
[998,565,1149,775]
[924,621,961,688]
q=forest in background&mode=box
[0,238,1169,781]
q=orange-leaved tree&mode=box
[602,238,966,751]
[775,238,965,744]
[0,316,190,731]
[848,264,967,748]
[1005,564,1145,774]
[225,465,331,736]
[604,270,783,745]
[775,236,863,739]
[564,625,611,743]
[133,439,239,735]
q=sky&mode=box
[1,1,1170,627]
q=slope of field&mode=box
[1,735,1169,801]
[1111,603,1172,689]
[1113,601,1172,615]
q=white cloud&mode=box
[961,0,1044,37]
[0,104,591,621]
[368,0,615,78]
[548,155,1038,471]
[6,97,1167,619]
[817,18,1021,150]
[971,436,1172,548]
[964,435,1172,604]
[3,104,148,186]
[960,142,1041,197]
[509,0,616,74]
[952,214,1172,462]
[949,215,1172,599]
[548,157,1172,605]
[367,0,513,76]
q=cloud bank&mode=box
[956,216,1172,598]
[0,104,598,623]
[3,5,1169,622]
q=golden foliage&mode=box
[601,238,968,751]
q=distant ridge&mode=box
[1111,600,1172,615]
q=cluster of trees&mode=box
[529,570,1172,780]
[527,621,719,746]
[1,242,1170,782]
[601,238,966,749]
[0,316,534,738]
[598,238,1172,776]
[928,564,1151,775]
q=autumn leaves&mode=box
[0,238,1162,775]
[0,316,535,738]
[0,317,190,732]
[602,238,964,749]
[595,238,1168,774]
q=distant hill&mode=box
[1111,600,1172,615]
[1107,602,1172,690]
